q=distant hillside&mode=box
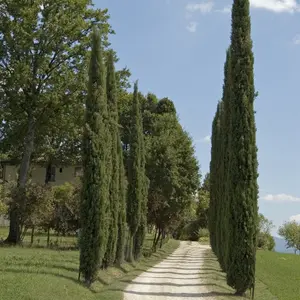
[274,236,296,254]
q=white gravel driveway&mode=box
[123,241,216,300]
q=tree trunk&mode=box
[47,226,50,247]
[31,226,35,244]
[6,116,35,244]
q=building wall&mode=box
[3,165,81,186]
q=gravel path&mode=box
[123,241,216,300]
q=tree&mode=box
[79,28,110,285]
[226,0,259,295]
[278,221,300,254]
[126,81,144,262]
[0,0,112,244]
[257,214,275,251]
[147,110,199,249]
[209,102,222,256]
[103,51,120,267]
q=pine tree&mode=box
[103,51,120,267]
[226,0,258,295]
[79,28,110,284]
[126,81,143,262]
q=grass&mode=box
[256,250,300,300]
[0,233,179,300]
[199,245,276,300]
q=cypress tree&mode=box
[215,101,223,260]
[209,102,221,255]
[103,51,120,267]
[218,48,232,272]
[226,0,258,295]
[79,28,110,284]
[126,81,143,262]
[133,137,149,260]
[115,138,127,265]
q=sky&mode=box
[95,0,300,236]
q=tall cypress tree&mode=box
[126,81,143,262]
[218,48,232,272]
[103,51,120,267]
[115,138,127,265]
[226,0,258,295]
[209,102,221,255]
[133,134,149,260]
[79,28,110,284]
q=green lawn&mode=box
[256,250,300,300]
[199,246,276,300]
[201,245,300,300]
[0,236,179,300]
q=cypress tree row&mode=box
[103,51,120,267]
[226,0,258,295]
[79,28,110,284]
[126,81,144,262]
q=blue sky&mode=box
[96,0,300,235]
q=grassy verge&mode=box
[199,244,276,300]
[0,237,179,300]
[256,250,300,300]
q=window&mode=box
[50,166,56,182]
[75,167,83,177]
[0,166,3,180]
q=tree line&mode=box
[0,0,200,285]
[209,0,259,297]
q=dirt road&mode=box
[123,241,216,300]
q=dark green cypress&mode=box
[79,28,110,284]
[226,0,258,295]
[209,102,221,255]
[115,139,127,265]
[126,81,143,262]
[218,48,232,272]
[103,51,120,267]
[215,101,223,260]
[133,134,149,260]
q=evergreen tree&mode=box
[209,102,221,255]
[133,132,149,260]
[103,51,120,267]
[115,139,127,265]
[226,0,258,295]
[79,28,110,284]
[126,81,143,262]
[218,48,232,272]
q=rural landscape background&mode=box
[1,0,300,300]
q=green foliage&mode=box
[79,29,110,284]
[209,0,258,295]
[226,0,258,294]
[126,81,144,261]
[257,214,275,251]
[103,51,120,267]
[0,0,112,244]
[278,221,300,252]
[147,111,200,234]
[51,182,80,235]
